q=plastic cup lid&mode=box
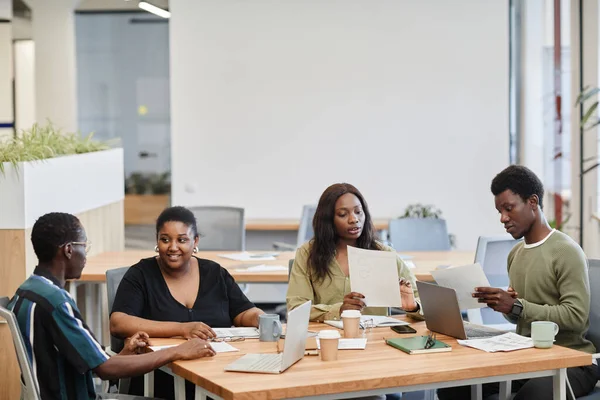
[318,330,341,339]
[341,310,361,318]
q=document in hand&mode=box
[457,332,534,353]
[386,336,452,355]
[348,246,401,307]
[430,263,491,309]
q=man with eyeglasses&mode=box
[7,212,216,399]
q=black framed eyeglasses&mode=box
[424,332,436,349]
[208,336,245,343]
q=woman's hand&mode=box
[340,291,366,313]
[180,322,216,340]
[119,331,149,355]
[399,279,418,312]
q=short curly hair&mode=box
[491,165,545,209]
[31,213,84,262]
[156,206,199,238]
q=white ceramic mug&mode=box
[531,321,559,349]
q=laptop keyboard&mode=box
[464,322,505,339]
[244,354,282,371]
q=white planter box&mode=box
[0,148,124,229]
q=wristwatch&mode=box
[510,299,523,319]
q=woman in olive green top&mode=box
[286,183,423,322]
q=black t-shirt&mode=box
[111,256,255,327]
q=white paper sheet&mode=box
[316,338,368,350]
[348,246,401,307]
[208,342,239,353]
[213,327,260,338]
[324,315,409,329]
[149,342,239,353]
[430,263,491,309]
[234,265,288,272]
[457,332,534,352]
[218,252,277,261]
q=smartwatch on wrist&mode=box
[510,299,523,319]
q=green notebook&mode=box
[386,336,452,355]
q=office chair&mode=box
[0,296,41,400]
[188,206,245,251]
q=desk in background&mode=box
[147,318,589,400]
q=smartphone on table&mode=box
[390,325,417,334]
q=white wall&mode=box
[169,0,510,250]
[14,40,35,133]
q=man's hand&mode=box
[340,292,366,313]
[399,279,418,312]
[472,287,516,314]
[119,331,149,355]
[174,338,216,360]
[180,322,216,340]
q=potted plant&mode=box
[388,203,454,250]
[123,171,171,225]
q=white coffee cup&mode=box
[318,330,341,361]
[341,309,361,338]
[531,321,559,349]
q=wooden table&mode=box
[81,250,476,283]
[146,318,590,400]
[245,219,391,231]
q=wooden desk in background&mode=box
[245,218,391,231]
[81,250,476,283]
[147,318,589,400]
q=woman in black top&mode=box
[110,206,264,399]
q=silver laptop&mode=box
[416,281,505,340]
[224,300,311,374]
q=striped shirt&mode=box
[8,269,109,400]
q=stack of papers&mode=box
[324,315,409,329]
[234,265,288,272]
[316,338,367,350]
[213,327,260,338]
[218,252,278,261]
[457,332,534,353]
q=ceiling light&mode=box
[138,1,170,19]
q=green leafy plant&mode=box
[397,203,455,247]
[399,203,443,219]
[0,122,114,176]
[125,171,170,195]
[576,86,600,175]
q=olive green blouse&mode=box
[286,242,423,322]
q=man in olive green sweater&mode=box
[438,165,597,400]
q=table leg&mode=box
[499,381,511,400]
[174,375,186,400]
[470,384,482,400]
[99,283,108,346]
[68,281,78,301]
[144,371,154,397]
[424,389,436,400]
[195,385,209,400]
[553,368,567,400]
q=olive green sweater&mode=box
[508,230,595,354]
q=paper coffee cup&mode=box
[318,330,341,361]
[341,310,361,338]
